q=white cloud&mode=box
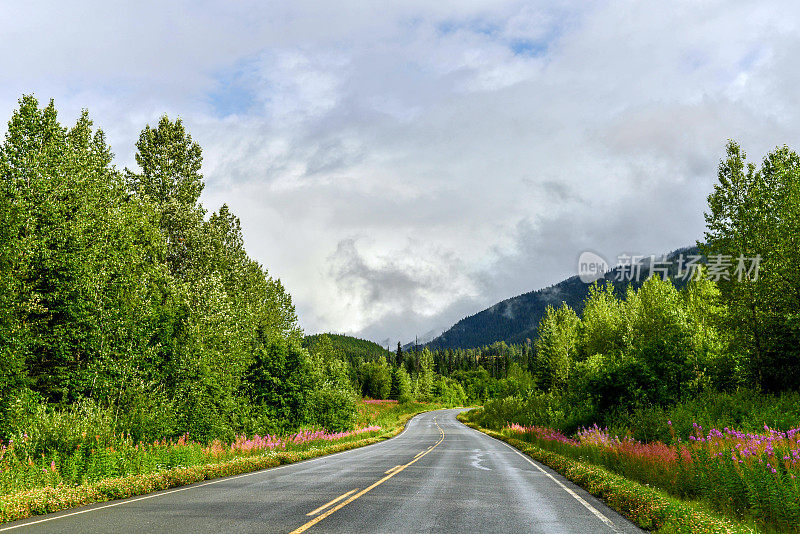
[2,0,800,345]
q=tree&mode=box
[309,334,337,363]
[243,338,316,431]
[127,116,203,210]
[625,277,693,405]
[578,282,625,360]
[390,366,413,403]
[127,116,205,278]
[415,348,435,401]
[360,359,392,399]
[683,272,734,391]
[0,96,167,404]
[703,141,800,390]
[534,304,579,391]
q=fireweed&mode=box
[0,426,381,496]
[504,421,800,531]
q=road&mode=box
[1,409,643,533]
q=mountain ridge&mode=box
[422,246,700,349]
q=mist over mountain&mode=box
[423,246,701,350]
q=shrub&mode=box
[480,393,569,430]
[309,387,357,432]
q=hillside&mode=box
[303,333,390,361]
[426,246,700,349]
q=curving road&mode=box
[0,409,643,533]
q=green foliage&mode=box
[359,358,392,400]
[301,333,516,406]
[625,277,694,405]
[0,96,165,404]
[6,396,116,459]
[126,116,205,278]
[413,348,435,401]
[475,274,737,430]
[578,282,625,360]
[243,338,315,432]
[481,393,570,430]
[534,304,579,391]
[497,362,532,397]
[607,389,800,444]
[432,376,467,406]
[703,141,800,391]
[0,95,339,446]
[389,366,413,403]
[450,368,498,401]
[308,388,357,432]
[305,335,359,431]
[303,333,388,362]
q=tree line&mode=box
[0,96,355,441]
[359,140,800,436]
[474,141,800,434]
[3,94,796,446]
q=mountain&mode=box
[303,333,390,360]
[425,246,701,349]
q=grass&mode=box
[0,400,441,524]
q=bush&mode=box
[484,387,800,446]
[310,387,357,432]
[6,397,116,458]
[609,389,800,444]
[480,393,569,430]
[114,389,178,444]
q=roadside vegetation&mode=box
[458,142,800,532]
[0,400,438,523]
[0,95,460,522]
[500,420,799,531]
[0,95,461,445]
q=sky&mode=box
[2,1,799,347]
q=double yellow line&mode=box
[290,417,445,533]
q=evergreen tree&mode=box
[390,366,413,403]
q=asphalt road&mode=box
[1,409,644,534]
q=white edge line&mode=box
[458,420,624,534]
[0,411,432,532]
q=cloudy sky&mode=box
[2,1,799,346]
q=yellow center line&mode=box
[305,488,359,516]
[290,417,445,534]
[384,465,402,475]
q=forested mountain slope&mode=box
[426,246,700,349]
[303,333,389,361]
